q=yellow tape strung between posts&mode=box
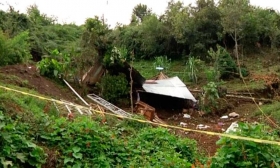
[1,85,280,146]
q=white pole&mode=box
[63,79,89,106]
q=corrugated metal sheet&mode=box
[81,63,105,85]
[143,76,196,101]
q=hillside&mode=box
[1,0,280,167]
[1,56,280,167]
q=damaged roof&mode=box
[143,76,196,102]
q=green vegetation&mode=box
[0,31,31,66]
[0,111,46,167]
[211,123,280,167]
[37,49,71,79]
[254,102,280,124]
[201,82,220,113]
[1,0,280,167]
[0,86,201,167]
[97,73,129,103]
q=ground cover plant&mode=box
[0,85,202,167]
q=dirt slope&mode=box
[0,63,80,104]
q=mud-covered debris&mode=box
[229,112,239,118]
[183,114,191,119]
[180,122,187,127]
[225,122,239,133]
[196,124,210,129]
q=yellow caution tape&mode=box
[1,85,280,146]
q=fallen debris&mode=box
[196,124,210,129]
[226,94,273,103]
[63,79,89,106]
[220,115,229,119]
[180,122,188,127]
[135,101,155,121]
[225,122,239,133]
[183,114,191,119]
[229,112,239,118]
[218,122,225,126]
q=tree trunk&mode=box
[234,29,243,79]
[130,52,134,113]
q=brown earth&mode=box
[0,63,277,157]
[0,63,81,104]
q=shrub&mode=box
[208,45,238,80]
[97,73,129,103]
[38,116,200,167]
[0,111,46,167]
[37,49,71,79]
[185,56,200,83]
[200,82,220,113]
[211,122,280,167]
[0,31,31,66]
[205,68,220,82]
[153,55,171,72]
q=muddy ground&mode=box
[0,63,278,156]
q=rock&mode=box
[229,112,239,118]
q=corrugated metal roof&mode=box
[143,76,196,101]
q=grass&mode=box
[0,73,30,88]
[133,59,191,83]
[254,102,280,124]
[221,78,266,91]
[133,57,270,91]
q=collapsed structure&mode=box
[136,72,196,121]
[81,62,196,121]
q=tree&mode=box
[74,17,111,77]
[219,0,251,78]
[188,0,222,58]
[0,6,30,37]
[163,0,190,44]
[132,4,152,23]
[252,8,280,50]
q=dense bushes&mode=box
[208,45,249,80]
[97,73,129,103]
[0,31,31,66]
[38,116,198,167]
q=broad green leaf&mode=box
[73,153,83,159]
[1,160,13,168]
[64,157,74,164]
[53,70,58,77]
[72,146,81,153]
[16,153,26,163]
[26,141,37,148]
[0,123,5,129]
[73,162,82,168]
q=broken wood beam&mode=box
[226,94,273,103]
